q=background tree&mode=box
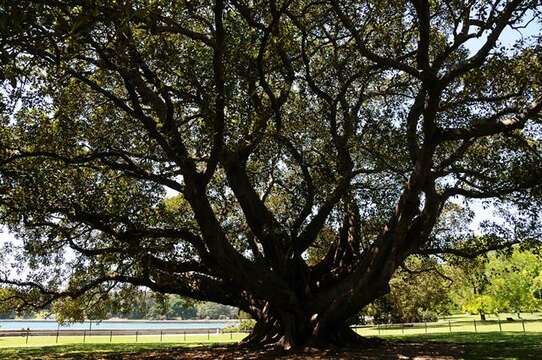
[449,247,542,319]
[1,0,541,350]
[448,256,494,320]
[362,256,453,324]
[0,288,17,319]
[167,296,198,320]
[195,302,238,320]
[487,248,542,316]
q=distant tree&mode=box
[461,294,499,320]
[167,296,198,320]
[0,288,16,319]
[449,257,493,320]
[533,274,542,302]
[364,257,453,323]
[1,0,541,349]
[451,247,542,319]
[196,302,238,320]
[147,293,170,319]
[486,249,542,317]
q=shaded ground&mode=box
[0,342,465,360]
[99,342,464,360]
[1,332,541,359]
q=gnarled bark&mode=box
[241,304,381,350]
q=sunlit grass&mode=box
[2,314,542,359]
[1,332,542,360]
[0,333,246,348]
[355,313,542,337]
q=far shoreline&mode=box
[0,319,239,323]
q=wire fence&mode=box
[353,318,542,336]
[1,318,541,347]
[0,328,251,346]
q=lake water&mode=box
[0,320,237,331]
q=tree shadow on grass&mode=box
[395,332,542,360]
[0,343,190,360]
[0,333,541,359]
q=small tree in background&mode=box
[364,257,452,323]
[451,248,542,319]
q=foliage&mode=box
[49,289,232,321]
[486,249,542,314]
[224,319,257,332]
[238,319,257,331]
[195,302,237,320]
[450,247,542,318]
[0,0,541,348]
[0,288,16,319]
[364,257,453,323]
[166,296,198,320]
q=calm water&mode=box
[0,320,237,330]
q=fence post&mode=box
[498,318,502,332]
[401,324,404,335]
[208,329,210,340]
[135,330,138,343]
[522,320,526,334]
[83,330,86,344]
[183,330,186,341]
[160,330,163,343]
[424,321,427,334]
[25,329,29,345]
[473,320,477,333]
[110,330,113,343]
[448,321,452,333]
[378,324,381,336]
[230,330,233,340]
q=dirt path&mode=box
[98,342,465,360]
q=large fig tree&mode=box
[1,0,541,349]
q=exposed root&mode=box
[240,322,384,352]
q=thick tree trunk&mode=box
[240,306,380,350]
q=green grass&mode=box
[0,333,246,348]
[356,320,542,336]
[355,314,542,337]
[0,334,247,359]
[384,332,542,360]
[0,342,209,359]
[2,314,542,359]
[1,332,541,359]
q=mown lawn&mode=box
[0,333,246,348]
[2,315,542,359]
[0,342,194,360]
[355,315,542,337]
[387,332,542,360]
[0,332,541,359]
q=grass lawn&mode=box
[0,332,541,359]
[0,334,247,360]
[385,332,542,360]
[355,314,542,337]
[0,342,199,360]
[2,315,542,359]
[0,333,246,348]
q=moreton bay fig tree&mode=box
[1,0,541,350]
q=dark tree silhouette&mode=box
[1,0,541,349]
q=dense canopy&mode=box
[1,0,541,349]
